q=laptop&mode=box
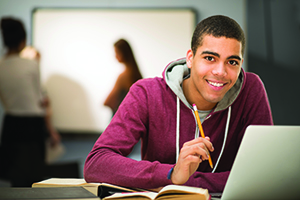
[217,125,300,200]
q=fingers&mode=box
[183,137,214,152]
[181,141,210,161]
[171,137,214,185]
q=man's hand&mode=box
[171,137,214,185]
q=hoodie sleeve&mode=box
[84,80,173,189]
[185,171,230,193]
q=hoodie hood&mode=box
[163,58,244,112]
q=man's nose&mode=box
[211,63,227,77]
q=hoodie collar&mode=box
[163,58,244,112]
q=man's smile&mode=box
[207,80,226,87]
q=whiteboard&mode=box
[32,8,195,133]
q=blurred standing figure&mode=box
[0,17,60,186]
[104,39,143,115]
[20,46,61,149]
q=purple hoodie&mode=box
[84,58,273,193]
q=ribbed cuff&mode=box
[167,167,174,180]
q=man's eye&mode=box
[205,56,214,61]
[229,60,238,66]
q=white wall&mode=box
[0,0,246,134]
[33,9,195,132]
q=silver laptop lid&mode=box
[221,125,300,200]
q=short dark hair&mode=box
[191,15,245,56]
[1,17,26,49]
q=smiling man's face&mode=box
[185,34,243,110]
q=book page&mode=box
[32,178,100,186]
[103,191,158,200]
[157,185,209,200]
[157,193,207,200]
[159,185,208,195]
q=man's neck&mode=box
[182,78,217,111]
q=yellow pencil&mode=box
[192,104,213,169]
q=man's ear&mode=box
[186,49,193,69]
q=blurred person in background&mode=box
[0,17,60,187]
[104,39,143,116]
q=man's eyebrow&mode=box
[228,55,242,61]
[201,51,220,58]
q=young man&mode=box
[84,15,273,193]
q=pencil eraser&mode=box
[192,104,197,111]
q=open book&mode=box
[32,178,138,199]
[103,184,210,200]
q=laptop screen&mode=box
[221,125,300,200]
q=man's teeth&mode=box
[208,81,224,87]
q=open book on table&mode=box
[32,178,140,199]
[103,184,210,200]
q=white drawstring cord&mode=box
[175,97,231,173]
[176,97,180,162]
[212,106,231,173]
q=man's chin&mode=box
[205,96,224,104]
